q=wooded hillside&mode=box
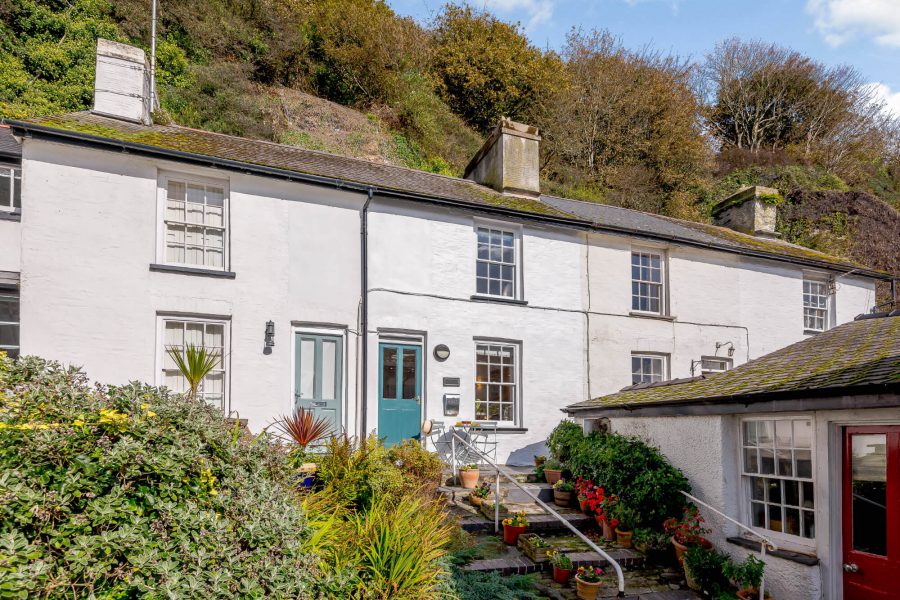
[1,0,898,287]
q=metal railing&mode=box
[449,431,626,597]
[681,490,777,599]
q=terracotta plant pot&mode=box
[602,519,615,541]
[553,489,572,507]
[615,528,633,548]
[544,469,562,485]
[575,576,603,600]
[671,536,713,567]
[469,493,484,507]
[552,565,572,585]
[736,589,771,600]
[503,524,526,545]
[459,468,480,489]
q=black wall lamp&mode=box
[265,321,275,347]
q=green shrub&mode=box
[316,433,408,510]
[684,545,734,598]
[546,422,690,528]
[0,355,341,598]
[387,438,445,497]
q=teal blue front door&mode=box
[378,343,422,446]
[295,333,343,435]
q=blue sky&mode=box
[386,0,900,113]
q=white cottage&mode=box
[0,39,891,464]
[565,312,900,600]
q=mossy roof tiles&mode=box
[567,314,900,412]
[7,112,892,277]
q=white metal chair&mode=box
[470,421,498,465]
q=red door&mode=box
[843,426,900,600]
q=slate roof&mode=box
[0,126,21,160]
[5,111,891,277]
[566,313,900,412]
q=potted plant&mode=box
[664,506,712,566]
[458,463,480,489]
[543,458,563,484]
[613,504,637,548]
[534,454,547,467]
[683,545,732,596]
[549,550,574,585]
[575,478,595,514]
[501,511,529,545]
[632,528,672,564]
[469,481,492,507]
[517,532,551,563]
[574,565,606,600]
[726,555,770,599]
[553,479,576,507]
[598,493,619,541]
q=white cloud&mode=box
[482,0,555,32]
[807,0,900,47]
[865,82,900,117]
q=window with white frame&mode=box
[700,356,732,375]
[802,279,828,332]
[475,343,517,422]
[476,227,517,298]
[631,353,666,385]
[163,176,227,269]
[0,165,21,212]
[160,318,227,410]
[631,251,664,313]
[742,418,815,540]
[0,291,19,359]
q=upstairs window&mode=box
[700,356,732,375]
[631,353,666,385]
[0,165,21,212]
[631,251,664,313]
[802,279,828,332]
[162,176,227,270]
[0,291,19,359]
[476,227,517,298]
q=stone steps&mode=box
[462,547,644,575]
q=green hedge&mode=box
[547,421,690,528]
[0,355,349,598]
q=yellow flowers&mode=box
[72,419,85,427]
[98,409,129,425]
[199,461,219,496]
[140,404,157,418]
[0,422,58,430]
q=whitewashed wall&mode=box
[19,140,364,434]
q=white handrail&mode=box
[449,431,626,597]
[681,490,776,599]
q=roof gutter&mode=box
[563,381,900,416]
[8,120,893,281]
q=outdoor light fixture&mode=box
[265,321,275,347]
[433,344,450,361]
[715,341,735,357]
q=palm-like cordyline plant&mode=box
[274,407,333,450]
[165,344,221,402]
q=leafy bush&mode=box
[446,570,541,600]
[0,355,341,598]
[546,422,690,528]
[315,433,411,510]
[684,545,734,598]
[387,438,445,497]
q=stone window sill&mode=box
[629,311,676,321]
[726,536,819,566]
[149,263,236,279]
[0,210,21,222]
[470,295,528,306]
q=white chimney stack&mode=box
[464,118,541,197]
[93,39,153,125]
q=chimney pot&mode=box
[713,185,781,238]
[464,118,541,197]
[93,38,153,125]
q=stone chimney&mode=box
[713,186,781,238]
[464,118,540,197]
[93,39,153,125]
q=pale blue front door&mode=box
[377,343,422,446]
[294,333,342,435]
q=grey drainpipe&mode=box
[360,188,374,435]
